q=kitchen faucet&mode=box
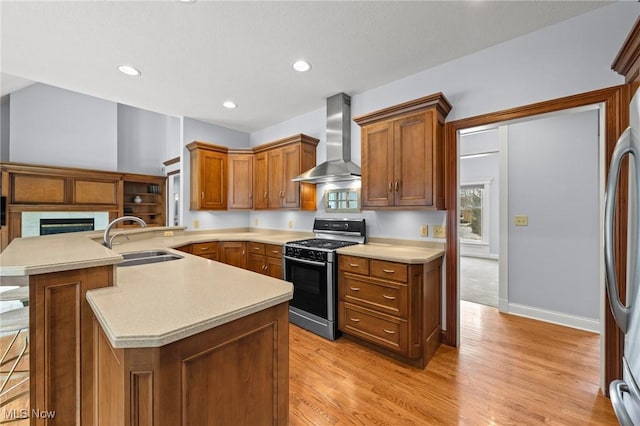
[103,216,147,249]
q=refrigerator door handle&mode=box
[610,380,636,426]
[605,127,636,333]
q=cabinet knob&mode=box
[201,191,204,199]
[388,182,392,193]
[264,192,268,199]
[395,181,399,192]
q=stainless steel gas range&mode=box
[284,218,366,340]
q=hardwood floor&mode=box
[290,301,618,425]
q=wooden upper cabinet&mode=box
[355,93,451,210]
[228,151,254,209]
[75,179,118,205]
[253,134,319,210]
[187,141,228,210]
[612,16,640,92]
[254,152,269,209]
[12,174,66,204]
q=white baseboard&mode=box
[506,303,600,334]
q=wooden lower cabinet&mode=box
[192,241,219,261]
[247,242,283,279]
[29,265,114,425]
[337,255,441,368]
[94,302,290,426]
[219,241,247,269]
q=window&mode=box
[459,183,488,243]
[325,188,360,212]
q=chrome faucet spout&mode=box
[103,216,147,249]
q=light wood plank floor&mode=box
[290,301,618,425]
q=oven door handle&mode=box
[283,255,326,267]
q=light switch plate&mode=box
[514,215,528,226]
[433,225,446,238]
[420,224,428,237]
[193,220,200,229]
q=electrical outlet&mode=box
[514,215,528,226]
[433,225,446,238]
[163,230,174,237]
[193,220,200,229]
[420,224,428,237]
[288,220,293,229]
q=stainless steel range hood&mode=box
[292,93,361,183]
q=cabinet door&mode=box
[219,242,247,269]
[281,144,301,208]
[228,154,253,209]
[190,149,227,211]
[267,149,283,208]
[253,152,269,210]
[265,256,283,279]
[74,179,118,205]
[393,111,434,207]
[248,253,267,275]
[361,122,394,207]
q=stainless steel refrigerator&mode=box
[605,90,640,425]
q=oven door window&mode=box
[286,259,328,319]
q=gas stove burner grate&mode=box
[286,238,360,250]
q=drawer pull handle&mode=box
[383,329,396,334]
[349,263,359,267]
[382,294,396,300]
[388,182,392,193]
[349,287,361,291]
[272,250,279,254]
[349,317,360,323]
[254,247,260,251]
[200,247,209,251]
[382,269,395,274]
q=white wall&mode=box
[459,129,500,257]
[248,2,636,241]
[117,104,177,176]
[0,96,9,162]
[507,108,600,321]
[181,117,251,230]
[9,83,118,170]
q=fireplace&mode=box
[39,218,95,235]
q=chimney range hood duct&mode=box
[292,93,361,183]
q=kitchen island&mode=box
[0,228,294,425]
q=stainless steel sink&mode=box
[118,250,183,267]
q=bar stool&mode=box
[0,306,29,405]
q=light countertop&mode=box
[0,227,444,348]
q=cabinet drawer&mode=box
[265,244,282,259]
[340,302,407,354]
[342,273,407,318]
[192,242,218,256]
[200,253,218,261]
[338,255,370,275]
[248,242,266,255]
[370,260,408,282]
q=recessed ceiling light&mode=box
[292,60,311,72]
[178,0,197,3]
[223,101,237,109]
[117,65,141,77]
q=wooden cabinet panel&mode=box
[174,244,193,254]
[12,174,66,204]
[94,302,289,426]
[219,241,246,269]
[187,142,228,211]
[361,123,394,207]
[265,244,282,258]
[248,242,266,255]
[355,93,451,210]
[247,243,282,278]
[338,254,441,368]
[252,134,318,211]
[266,256,283,279]
[193,241,219,260]
[370,259,408,282]
[229,153,253,209]
[30,265,114,426]
[248,253,267,274]
[394,112,434,207]
[282,145,301,208]
[341,302,406,352]
[74,179,118,204]
[254,152,269,210]
[342,272,408,318]
[267,149,283,208]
